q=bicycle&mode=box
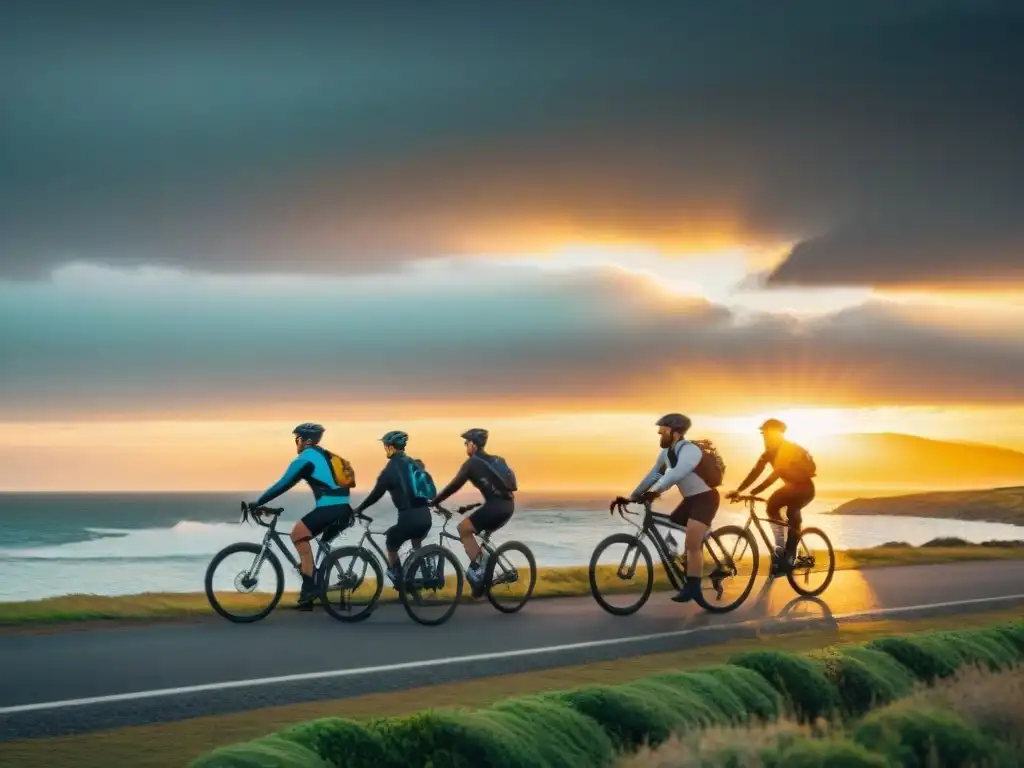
[726,495,835,597]
[589,498,758,615]
[413,503,537,614]
[318,511,464,627]
[204,502,349,623]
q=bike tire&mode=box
[205,542,285,623]
[695,525,759,614]
[589,533,654,616]
[787,526,835,597]
[319,546,384,623]
[399,544,464,627]
[484,540,537,614]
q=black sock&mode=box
[689,576,701,589]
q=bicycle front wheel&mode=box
[400,544,464,626]
[204,542,284,623]
[787,527,835,597]
[484,541,537,614]
[319,546,384,623]
[696,525,759,614]
[589,533,654,616]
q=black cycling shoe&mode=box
[467,566,487,598]
[671,581,701,603]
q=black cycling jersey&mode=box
[432,450,514,505]
[356,453,421,514]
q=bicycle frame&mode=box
[431,503,518,576]
[241,504,337,580]
[735,495,786,553]
[613,501,729,592]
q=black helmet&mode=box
[759,418,787,433]
[293,422,325,443]
[656,413,691,434]
[381,430,409,450]
[461,428,489,448]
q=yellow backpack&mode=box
[315,447,356,489]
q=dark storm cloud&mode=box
[0,266,1020,418]
[1,1,1022,282]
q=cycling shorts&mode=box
[668,489,720,527]
[385,506,432,551]
[301,503,354,541]
[468,498,515,534]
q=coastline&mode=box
[3,540,1023,630]
[828,486,1024,526]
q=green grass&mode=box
[3,543,1023,627]
[186,616,1024,767]
[3,609,1022,768]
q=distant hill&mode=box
[807,433,1024,491]
[832,486,1024,526]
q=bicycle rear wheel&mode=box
[484,541,537,614]
[400,544,464,626]
[205,542,285,623]
[695,525,759,614]
[319,546,384,622]
[787,527,835,597]
[589,533,655,616]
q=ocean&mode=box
[1,490,1021,602]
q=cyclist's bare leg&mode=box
[290,521,315,579]
[290,521,317,605]
[764,493,788,552]
[684,520,709,579]
[457,517,481,564]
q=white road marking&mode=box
[2,592,1022,716]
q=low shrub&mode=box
[276,717,391,768]
[853,704,993,768]
[547,684,678,750]
[191,735,332,768]
[488,696,616,767]
[838,647,915,693]
[367,709,548,768]
[728,651,838,722]
[811,647,909,717]
[618,679,724,729]
[866,635,960,682]
[697,663,783,722]
[990,622,1024,656]
[646,670,749,724]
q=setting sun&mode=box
[713,408,858,445]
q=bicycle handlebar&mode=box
[608,497,653,521]
[432,502,481,519]
[239,502,284,528]
[729,494,767,504]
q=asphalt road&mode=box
[1,560,1023,740]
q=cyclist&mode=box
[726,418,817,575]
[430,428,517,597]
[248,422,355,609]
[622,413,720,604]
[354,430,433,587]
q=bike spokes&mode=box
[787,527,835,597]
[697,525,758,613]
[484,542,536,614]
[205,543,284,622]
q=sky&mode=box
[1,2,1023,492]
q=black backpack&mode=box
[474,453,519,492]
[667,439,726,488]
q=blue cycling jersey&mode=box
[254,446,350,508]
